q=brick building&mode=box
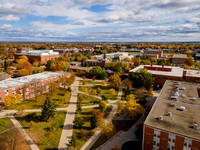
[129,65,183,87]
[143,49,163,59]
[143,80,200,150]
[0,71,71,105]
[84,59,109,67]
[14,50,59,64]
[170,54,187,66]
[0,73,11,81]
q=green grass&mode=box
[90,120,136,150]
[79,85,118,100]
[0,117,14,132]
[4,88,71,110]
[79,80,101,85]
[78,93,101,106]
[16,111,66,150]
[72,106,113,150]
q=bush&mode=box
[67,87,71,92]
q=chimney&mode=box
[162,64,164,68]
[151,63,153,67]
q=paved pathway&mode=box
[80,81,125,150]
[9,115,40,150]
[58,77,80,150]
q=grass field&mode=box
[72,106,113,150]
[0,117,14,132]
[78,93,101,106]
[79,80,101,85]
[79,85,118,100]
[16,111,66,150]
[4,88,71,110]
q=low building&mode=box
[0,71,71,105]
[143,49,163,59]
[14,50,59,64]
[129,65,183,87]
[143,80,200,150]
[170,54,187,65]
[53,48,68,53]
[0,73,11,81]
[196,53,200,60]
[85,59,109,67]
[184,69,200,82]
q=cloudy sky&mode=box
[0,0,200,42]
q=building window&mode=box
[157,130,160,138]
[168,133,171,141]
[171,143,175,150]
[157,138,160,147]
[153,137,156,145]
[184,138,188,146]
[154,129,157,136]
[172,135,176,142]
[188,140,192,147]
[167,142,170,150]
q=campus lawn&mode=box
[79,80,101,85]
[78,85,118,100]
[15,111,66,150]
[4,88,71,110]
[90,120,137,150]
[0,117,14,132]
[72,106,113,150]
[78,93,101,106]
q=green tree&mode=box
[130,68,154,90]
[90,113,98,129]
[41,95,56,121]
[151,57,157,65]
[89,66,108,79]
[109,74,122,88]
[99,101,107,112]
[73,117,84,129]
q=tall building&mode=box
[143,80,200,150]
[0,71,71,105]
[14,50,59,64]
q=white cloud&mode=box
[0,15,20,21]
[0,3,29,15]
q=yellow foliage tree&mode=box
[99,119,115,138]
[18,55,28,61]
[124,57,132,62]
[5,94,22,106]
[17,59,27,65]
[84,88,88,95]
[38,66,44,72]
[109,88,116,98]
[183,65,190,70]
[101,81,106,86]
[33,61,39,67]
[126,94,135,101]
[109,74,122,88]
[185,56,194,66]
[151,57,157,65]
[122,100,144,119]
[18,69,29,76]
[99,100,107,112]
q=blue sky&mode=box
[0,0,199,42]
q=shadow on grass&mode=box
[15,112,43,123]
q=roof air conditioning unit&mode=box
[168,112,172,116]
[179,106,185,111]
[181,87,186,90]
[192,97,197,101]
[193,124,198,129]
[159,116,163,120]
[172,103,176,107]
[182,94,185,97]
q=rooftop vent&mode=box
[159,116,163,120]
[182,94,185,97]
[174,92,179,96]
[193,124,198,129]
[192,97,197,101]
[179,106,185,111]
[172,103,176,107]
[178,82,181,85]
[180,87,186,90]
[168,112,172,117]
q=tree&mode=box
[90,113,98,129]
[73,117,84,129]
[97,87,102,95]
[122,100,144,119]
[63,91,70,104]
[99,101,107,112]
[185,56,194,66]
[151,57,157,65]
[146,87,153,97]
[79,129,86,139]
[109,88,116,98]
[90,89,97,95]
[109,74,122,88]
[4,94,21,106]
[18,69,29,76]
[78,94,84,102]
[99,119,115,138]
[126,94,135,101]
[124,57,132,62]
[101,81,106,86]
[89,66,107,79]
[84,88,88,95]
[41,95,56,121]
[18,55,28,61]
[19,61,33,75]
[17,105,26,115]
[33,60,39,67]
[130,68,154,90]
[29,121,34,132]
[67,135,76,149]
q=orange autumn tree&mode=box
[19,61,33,75]
[18,69,29,76]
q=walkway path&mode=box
[80,81,125,150]
[58,77,80,150]
[9,115,40,150]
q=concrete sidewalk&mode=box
[9,115,40,150]
[58,77,80,150]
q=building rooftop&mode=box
[144,80,200,140]
[129,65,184,77]
[172,54,187,58]
[0,71,71,91]
[185,70,200,78]
[0,73,11,81]
[15,50,59,56]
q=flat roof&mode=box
[0,71,71,91]
[186,70,200,78]
[172,54,187,58]
[69,66,92,71]
[0,73,11,81]
[129,65,183,77]
[144,80,200,140]
[15,50,59,56]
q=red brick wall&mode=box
[22,85,26,99]
[175,135,184,150]
[0,90,5,104]
[191,140,200,150]
[171,58,186,65]
[143,126,154,150]
[15,87,20,94]
[144,66,172,72]
[159,131,169,150]
[8,88,12,95]
[44,79,47,92]
[39,81,42,94]
[154,75,182,87]
[28,84,32,98]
